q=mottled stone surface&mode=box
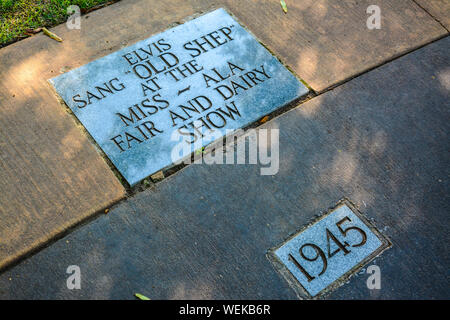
[1,37,448,299]
[274,203,389,297]
[50,8,308,186]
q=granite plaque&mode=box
[273,202,390,297]
[50,8,308,185]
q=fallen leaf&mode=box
[260,115,269,124]
[42,27,63,42]
[135,293,151,300]
[280,0,288,13]
[195,147,205,155]
[151,170,165,182]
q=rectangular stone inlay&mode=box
[50,8,308,186]
[274,203,389,297]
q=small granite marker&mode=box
[273,202,390,298]
[50,8,308,185]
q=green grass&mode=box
[0,0,113,47]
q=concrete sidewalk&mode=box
[1,36,448,299]
[0,0,447,273]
